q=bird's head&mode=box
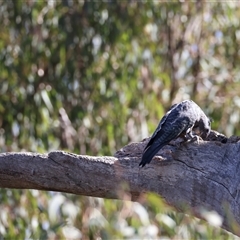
[199,116,211,139]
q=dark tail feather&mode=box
[139,142,165,167]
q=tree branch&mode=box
[0,130,240,236]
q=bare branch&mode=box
[0,130,240,236]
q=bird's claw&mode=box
[188,135,202,144]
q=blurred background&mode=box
[0,1,240,239]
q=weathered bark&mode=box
[0,130,240,236]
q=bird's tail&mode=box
[139,141,165,167]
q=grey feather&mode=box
[139,100,211,167]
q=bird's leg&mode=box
[185,128,202,144]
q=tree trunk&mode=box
[0,130,239,236]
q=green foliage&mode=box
[0,1,240,238]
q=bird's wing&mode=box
[140,116,191,167]
[144,103,178,150]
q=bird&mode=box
[139,100,211,167]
